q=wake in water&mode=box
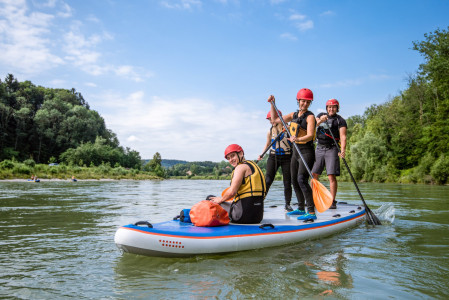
[374,203,395,224]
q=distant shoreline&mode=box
[0,178,121,182]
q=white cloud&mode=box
[92,91,267,161]
[48,79,66,87]
[320,10,335,17]
[0,0,64,74]
[280,32,297,41]
[296,20,314,32]
[160,0,202,10]
[127,135,143,142]
[0,0,149,82]
[57,2,72,18]
[286,11,313,32]
[289,13,306,21]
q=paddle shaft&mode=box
[325,119,381,225]
[271,101,313,177]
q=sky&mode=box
[1,0,448,162]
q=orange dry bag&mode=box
[189,200,230,227]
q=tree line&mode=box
[343,27,449,184]
[0,75,141,169]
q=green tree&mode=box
[148,152,162,171]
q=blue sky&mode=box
[1,0,448,161]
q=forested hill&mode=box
[344,28,449,184]
[0,76,141,169]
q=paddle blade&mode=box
[221,187,234,202]
[365,206,382,225]
[221,187,229,197]
[311,178,333,213]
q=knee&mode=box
[265,175,274,186]
[297,174,308,187]
[328,175,337,184]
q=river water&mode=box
[0,180,448,299]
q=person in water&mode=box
[312,99,347,209]
[268,89,317,220]
[258,110,294,212]
[210,144,267,224]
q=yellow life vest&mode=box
[231,160,266,201]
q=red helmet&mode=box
[224,144,244,158]
[326,99,339,107]
[296,88,313,101]
[266,110,282,119]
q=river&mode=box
[0,180,448,299]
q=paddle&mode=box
[324,120,382,225]
[270,100,333,213]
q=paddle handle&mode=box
[271,101,313,177]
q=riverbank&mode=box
[0,161,162,180]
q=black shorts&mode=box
[226,196,264,224]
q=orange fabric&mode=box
[221,187,234,202]
[311,178,333,213]
[190,200,230,227]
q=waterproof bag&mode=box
[189,200,230,227]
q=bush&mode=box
[112,166,127,176]
[431,154,449,184]
[97,163,112,175]
[0,160,15,169]
[13,164,32,175]
[23,159,36,167]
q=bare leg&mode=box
[328,174,338,209]
[328,174,337,200]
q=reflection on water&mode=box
[1,180,448,299]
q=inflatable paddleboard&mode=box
[115,202,365,257]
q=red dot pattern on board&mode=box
[158,239,185,248]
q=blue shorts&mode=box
[311,145,340,176]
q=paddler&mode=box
[312,99,347,209]
[257,110,294,212]
[210,144,267,224]
[268,89,317,220]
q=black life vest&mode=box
[316,114,345,146]
[290,110,315,147]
